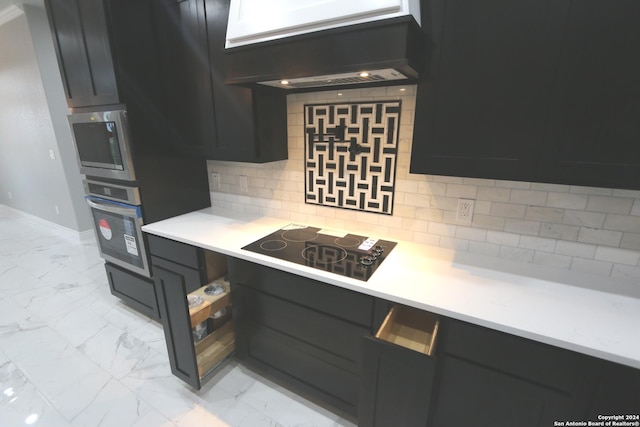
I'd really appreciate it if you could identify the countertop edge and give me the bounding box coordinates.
[142,209,640,370]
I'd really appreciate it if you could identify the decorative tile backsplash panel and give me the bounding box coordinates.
[304,101,401,215]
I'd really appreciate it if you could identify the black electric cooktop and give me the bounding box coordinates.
[242,224,397,281]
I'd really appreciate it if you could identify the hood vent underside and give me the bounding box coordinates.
[259,69,408,89]
[224,16,425,91]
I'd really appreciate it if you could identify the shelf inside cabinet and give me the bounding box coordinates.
[376,305,439,356]
[188,277,231,328]
[195,320,235,378]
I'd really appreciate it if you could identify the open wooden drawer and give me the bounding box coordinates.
[375,305,439,356]
[360,304,440,427]
[188,277,234,378]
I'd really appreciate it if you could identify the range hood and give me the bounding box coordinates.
[223,16,426,90]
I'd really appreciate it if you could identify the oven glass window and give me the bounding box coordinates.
[91,209,144,269]
[73,121,124,170]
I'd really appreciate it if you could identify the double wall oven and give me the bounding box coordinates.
[69,109,158,317]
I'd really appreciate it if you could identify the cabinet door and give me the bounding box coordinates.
[152,256,203,389]
[155,0,218,157]
[432,356,576,427]
[45,0,119,108]
[539,0,640,189]
[410,0,570,180]
[587,361,640,416]
[205,0,288,162]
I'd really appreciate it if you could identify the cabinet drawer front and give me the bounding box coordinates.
[242,321,360,415]
[229,258,374,327]
[147,234,202,269]
[445,319,589,392]
[360,335,436,427]
[236,285,367,373]
[376,305,439,356]
[105,262,159,319]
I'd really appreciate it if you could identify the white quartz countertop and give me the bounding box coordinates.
[142,208,640,370]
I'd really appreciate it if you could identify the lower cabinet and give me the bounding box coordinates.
[229,257,374,418]
[430,319,595,427]
[105,262,159,320]
[359,305,439,427]
[148,235,231,389]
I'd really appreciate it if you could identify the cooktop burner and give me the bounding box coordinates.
[242,224,397,281]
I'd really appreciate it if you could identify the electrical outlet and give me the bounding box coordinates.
[239,175,249,193]
[54,205,60,215]
[211,172,220,190]
[456,199,474,224]
[49,149,56,160]
[7,191,12,200]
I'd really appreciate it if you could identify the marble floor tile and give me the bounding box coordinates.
[0,207,359,427]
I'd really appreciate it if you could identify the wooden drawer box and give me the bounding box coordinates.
[359,305,440,427]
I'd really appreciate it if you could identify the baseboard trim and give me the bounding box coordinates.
[0,204,94,243]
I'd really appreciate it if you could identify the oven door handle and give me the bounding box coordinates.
[86,197,141,218]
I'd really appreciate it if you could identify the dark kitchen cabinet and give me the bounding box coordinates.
[148,235,231,389]
[410,0,570,181]
[228,257,374,418]
[105,262,159,320]
[538,0,640,189]
[587,360,640,416]
[411,0,640,190]
[430,319,594,427]
[359,305,439,427]
[154,0,288,162]
[45,0,120,108]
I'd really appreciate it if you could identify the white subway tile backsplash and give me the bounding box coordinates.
[504,219,541,236]
[499,246,535,263]
[468,241,501,257]
[611,264,640,281]
[562,210,606,228]
[620,233,640,251]
[491,203,526,219]
[477,186,511,202]
[486,230,521,247]
[471,215,505,231]
[509,190,547,205]
[603,214,640,233]
[519,235,557,253]
[547,192,588,210]
[205,85,640,283]
[595,246,640,265]
[570,258,614,276]
[586,196,634,214]
[577,228,623,247]
[556,241,597,259]
[539,223,580,241]
[525,207,564,223]
[455,226,487,242]
[445,184,478,199]
[533,252,573,269]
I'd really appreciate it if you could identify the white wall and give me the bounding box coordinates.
[0,4,91,231]
[207,86,640,285]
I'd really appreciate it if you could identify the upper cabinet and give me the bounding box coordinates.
[45,0,120,108]
[539,0,640,189]
[411,0,640,190]
[225,0,421,48]
[153,0,288,162]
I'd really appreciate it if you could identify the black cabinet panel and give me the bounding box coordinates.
[229,258,374,327]
[432,356,575,427]
[153,259,200,389]
[539,0,640,189]
[587,361,640,416]
[236,285,367,374]
[360,336,435,427]
[105,262,159,319]
[410,0,569,181]
[147,234,203,270]
[45,0,120,108]
[153,0,287,162]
